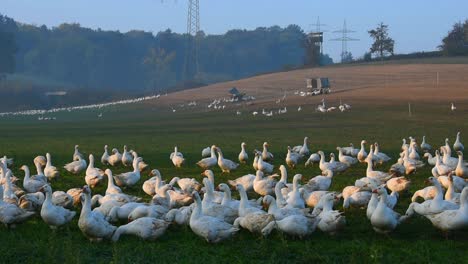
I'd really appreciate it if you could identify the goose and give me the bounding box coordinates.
[216,147,239,173]
[441,138,452,156]
[199,172,222,204]
[164,204,194,226]
[445,174,461,203]
[18,192,45,211]
[302,190,329,208]
[370,185,405,234]
[73,145,84,161]
[33,155,47,168]
[78,185,117,242]
[386,177,411,193]
[85,154,104,188]
[286,174,305,209]
[102,169,122,195]
[197,145,217,169]
[453,132,464,152]
[190,191,239,243]
[423,153,438,166]
[424,186,468,232]
[437,174,467,193]
[401,138,409,151]
[227,173,255,192]
[169,176,202,194]
[21,165,47,194]
[44,153,60,180]
[263,195,306,221]
[341,143,359,157]
[127,204,169,221]
[408,145,420,161]
[201,146,211,158]
[92,199,127,218]
[336,147,358,166]
[285,146,300,168]
[51,191,74,209]
[328,153,349,173]
[303,170,333,192]
[373,143,391,163]
[108,148,122,166]
[0,156,13,167]
[317,151,333,172]
[455,151,468,178]
[170,146,184,159]
[171,146,185,168]
[275,181,288,208]
[342,186,372,209]
[142,169,162,196]
[405,177,459,218]
[111,217,170,242]
[256,152,274,174]
[131,151,149,172]
[113,158,142,187]
[253,170,276,196]
[201,178,237,224]
[63,156,87,174]
[238,142,249,163]
[121,145,133,166]
[67,188,83,207]
[411,186,437,202]
[316,192,346,235]
[261,211,317,238]
[0,185,35,228]
[292,137,310,156]
[40,185,76,229]
[420,136,432,153]
[433,150,453,176]
[151,184,174,209]
[441,148,458,169]
[365,158,392,182]
[101,145,110,165]
[304,153,320,167]
[106,202,144,223]
[28,160,47,183]
[261,142,274,161]
[357,140,368,162]
[252,150,261,170]
[354,177,380,191]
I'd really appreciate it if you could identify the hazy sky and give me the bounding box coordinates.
[2,0,467,61]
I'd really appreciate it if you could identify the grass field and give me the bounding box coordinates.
[1,64,468,263]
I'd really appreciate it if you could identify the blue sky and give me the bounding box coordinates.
[2,0,467,61]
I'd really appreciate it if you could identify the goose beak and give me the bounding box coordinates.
[372,189,378,193]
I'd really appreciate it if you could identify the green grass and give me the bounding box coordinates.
[0,100,467,264]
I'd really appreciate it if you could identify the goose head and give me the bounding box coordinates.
[371,185,386,195]
[82,185,91,195]
[255,170,264,179]
[20,164,29,173]
[89,154,94,163]
[104,168,112,177]
[263,142,269,148]
[104,145,108,151]
[39,184,52,194]
[426,177,439,186]
[241,142,246,148]
[46,153,52,162]
[34,156,46,167]
[75,145,79,150]
[124,145,128,152]
[304,137,309,143]
[149,169,161,178]
[361,140,367,146]
[112,148,119,154]
[218,183,230,193]
[262,195,274,207]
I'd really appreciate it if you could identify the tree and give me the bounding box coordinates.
[439,20,468,56]
[143,47,176,91]
[341,51,353,63]
[0,31,16,79]
[368,23,395,59]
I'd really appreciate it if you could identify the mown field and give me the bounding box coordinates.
[0,98,467,264]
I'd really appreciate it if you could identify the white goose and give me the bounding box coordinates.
[128,204,169,221]
[261,142,274,161]
[424,186,468,232]
[233,185,274,234]
[285,146,300,169]
[217,147,239,173]
[329,153,349,173]
[201,178,237,224]
[21,165,47,193]
[171,146,185,168]
[365,158,392,183]
[201,170,223,203]
[420,136,432,153]
[111,217,170,242]
[285,174,305,209]
[106,202,144,223]
[121,145,133,166]
[304,170,333,192]
[164,205,194,226]
[316,192,346,235]
[261,210,317,238]
[252,150,261,170]
[170,176,202,194]
[201,146,211,158]
[292,137,310,156]
[441,148,458,169]
[342,186,372,209]
[0,185,35,228]
[357,140,368,162]
[253,170,277,196]
[423,153,438,166]
[262,195,305,221]
[453,132,464,152]
[455,151,468,178]
[256,152,274,174]
[108,148,122,166]
[433,150,452,176]
[85,154,104,188]
[101,145,109,165]
[238,142,249,163]
[104,169,122,195]
[196,145,217,169]
[113,158,142,188]
[73,145,84,161]
[78,185,117,242]
[63,156,87,174]
[373,143,391,164]
[317,151,333,172]
[386,177,411,193]
[131,150,149,172]
[40,184,76,229]
[190,192,239,243]
[370,185,405,234]
[445,174,461,204]
[304,153,320,167]
[142,169,162,196]
[336,147,358,166]
[44,153,60,180]
[411,186,437,202]
[228,173,256,192]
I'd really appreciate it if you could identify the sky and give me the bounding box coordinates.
[2,0,467,61]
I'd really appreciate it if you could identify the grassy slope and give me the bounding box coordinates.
[0,97,467,264]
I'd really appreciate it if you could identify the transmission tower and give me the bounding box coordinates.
[184,0,200,80]
[330,20,359,62]
[309,16,327,55]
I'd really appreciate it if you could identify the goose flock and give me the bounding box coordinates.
[0,132,467,243]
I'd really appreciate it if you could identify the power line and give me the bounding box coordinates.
[330,19,359,62]
[184,0,200,80]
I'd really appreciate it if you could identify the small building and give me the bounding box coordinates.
[306,78,331,95]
